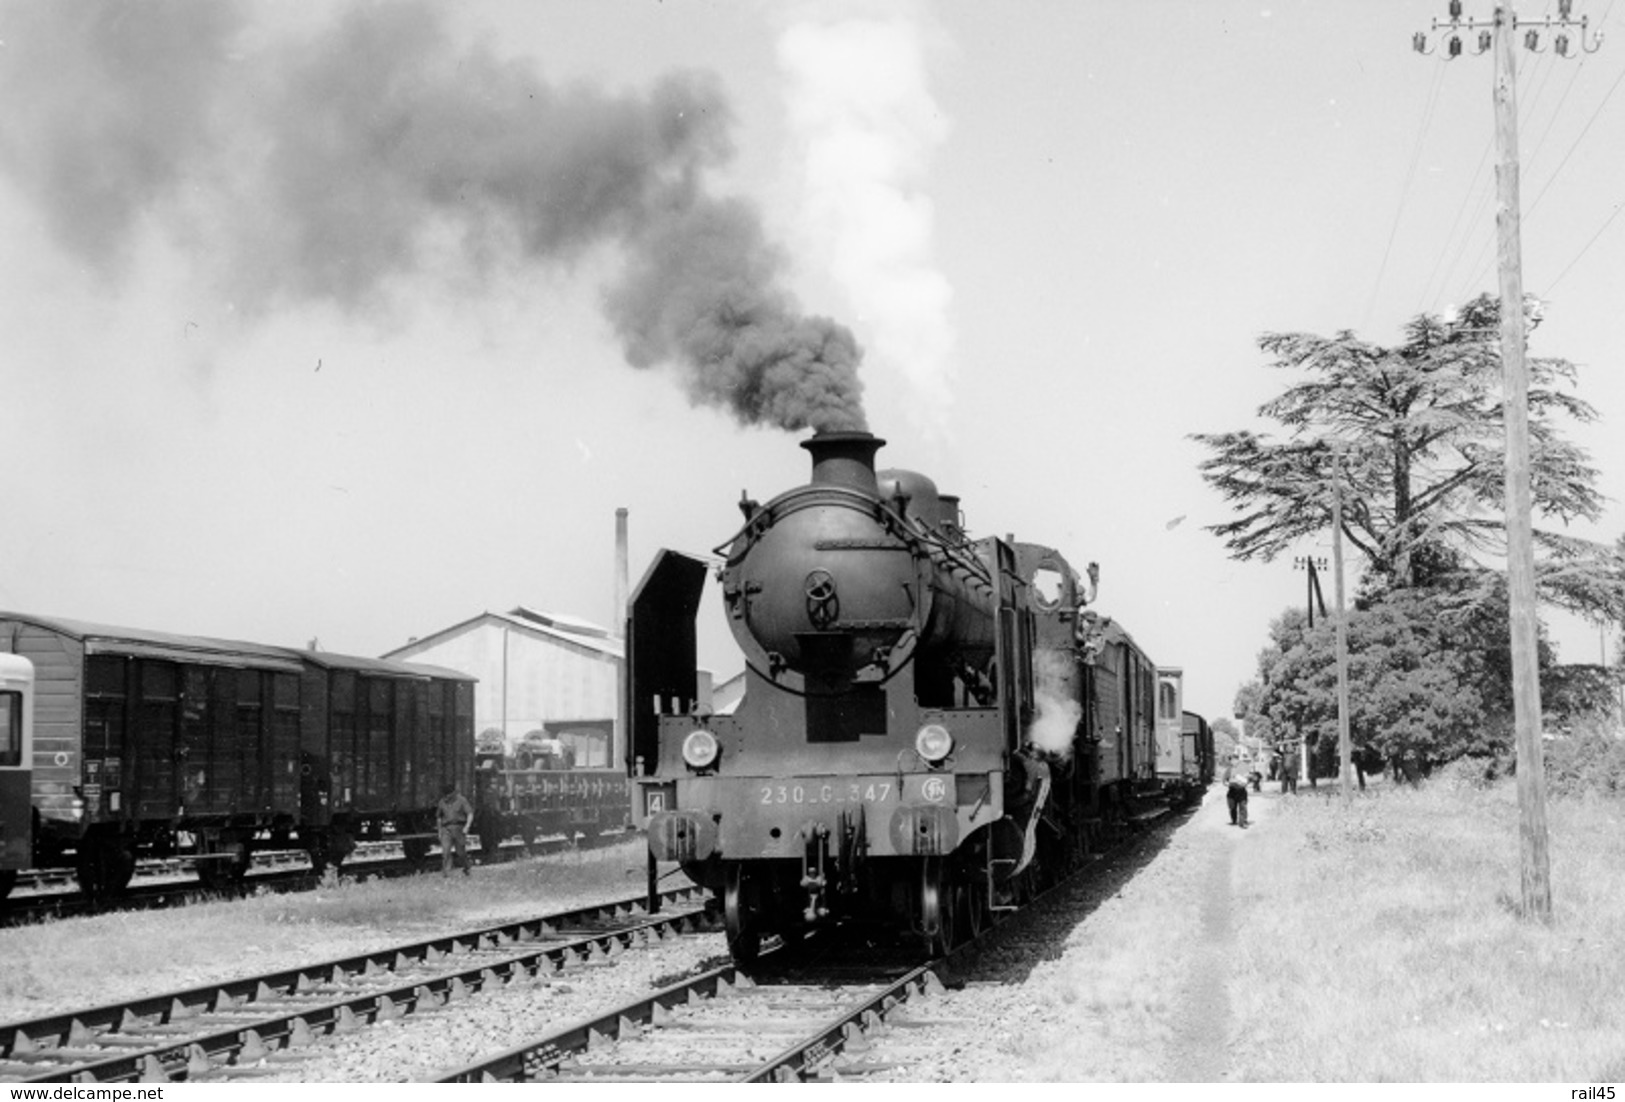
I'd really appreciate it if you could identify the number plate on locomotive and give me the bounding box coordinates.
[759,781,895,806]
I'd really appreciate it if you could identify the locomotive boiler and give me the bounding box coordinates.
[628,432,1169,960]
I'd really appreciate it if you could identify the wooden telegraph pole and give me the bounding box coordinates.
[1416,0,1601,922]
[1331,447,1352,809]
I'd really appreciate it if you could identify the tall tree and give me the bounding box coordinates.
[1193,295,1623,620]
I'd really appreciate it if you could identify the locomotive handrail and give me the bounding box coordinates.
[712,482,993,588]
[711,483,900,561]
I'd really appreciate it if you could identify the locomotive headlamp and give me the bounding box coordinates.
[682,729,720,770]
[915,723,954,764]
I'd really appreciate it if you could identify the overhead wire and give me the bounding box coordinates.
[1421,135,1494,311]
[1539,0,1625,292]
[1514,49,1616,222]
[1464,0,1622,299]
[1365,59,1447,332]
[1545,199,1625,290]
[1421,46,1556,312]
[1452,44,1568,301]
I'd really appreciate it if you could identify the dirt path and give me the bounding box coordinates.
[1169,786,1266,1081]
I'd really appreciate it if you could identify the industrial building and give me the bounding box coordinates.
[382,606,622,767]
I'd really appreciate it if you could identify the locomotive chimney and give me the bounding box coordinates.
[802,431,886,494]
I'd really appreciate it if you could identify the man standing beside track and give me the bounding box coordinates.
[437,782,475,877]
[1222,760,1249,827]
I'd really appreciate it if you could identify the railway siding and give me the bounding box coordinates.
[0,886,708,1083]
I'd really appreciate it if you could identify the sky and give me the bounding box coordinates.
[3,0,1624,728]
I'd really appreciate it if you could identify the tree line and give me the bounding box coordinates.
[1196,294,1625,781]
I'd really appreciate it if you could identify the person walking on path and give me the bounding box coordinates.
[437,782,475,876]
[1223,760,1249,827]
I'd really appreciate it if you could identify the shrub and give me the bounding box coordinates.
[1543,726,1625,798]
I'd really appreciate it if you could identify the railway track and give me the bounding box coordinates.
[0,885,711,1084]
[2,803,1194,1084]
[437,804,1194,1084]
[437,952,949,1083]
[1,834,616,927]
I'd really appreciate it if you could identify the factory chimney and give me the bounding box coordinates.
[614,507,629,638]
[613,507,629,773]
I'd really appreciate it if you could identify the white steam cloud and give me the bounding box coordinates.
[1027,648,1083,758]
[778,13,955,440]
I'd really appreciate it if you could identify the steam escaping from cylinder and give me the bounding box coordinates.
[0,1,866,433]
[1027,649,1083,759]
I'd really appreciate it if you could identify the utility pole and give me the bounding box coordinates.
[1331,447,1352,809]
[1415,0,1601,923]
[1293,554,1329,788]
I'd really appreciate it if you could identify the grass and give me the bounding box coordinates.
[0,838,674,1019]
[1228,778,1625,1081]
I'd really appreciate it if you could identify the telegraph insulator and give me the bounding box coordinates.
[1557,33,1571,55]
[1449,34,1463,56]
[1478,29,1492,51]
[1449,0,1463,17]
[1413,31,1428,52]
[1525,28,1540,49]
[1559,0,1573,18]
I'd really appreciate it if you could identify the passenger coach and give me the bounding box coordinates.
[0,653,33,898]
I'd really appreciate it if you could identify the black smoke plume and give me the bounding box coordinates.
[0,0,865,432]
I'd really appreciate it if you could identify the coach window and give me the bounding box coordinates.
[1160,682,1177,720]
[0,691,19,767]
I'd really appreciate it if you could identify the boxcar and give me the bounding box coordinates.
[0,654,33,899]
[0,612,474,892]
[296,650,476,870]
[1086,617,1159,804]
[1182,710,1216,788]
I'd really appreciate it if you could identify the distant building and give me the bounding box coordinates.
[382,607,622,766]
[383,605,738,768]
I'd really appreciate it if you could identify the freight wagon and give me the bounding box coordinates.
[0,613,474,894]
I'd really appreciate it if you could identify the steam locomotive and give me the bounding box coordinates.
[627,431,1202,960]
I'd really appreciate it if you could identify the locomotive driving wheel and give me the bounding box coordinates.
[919,856,956,957]
[724,864,763,965]
[961,873,988,940]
